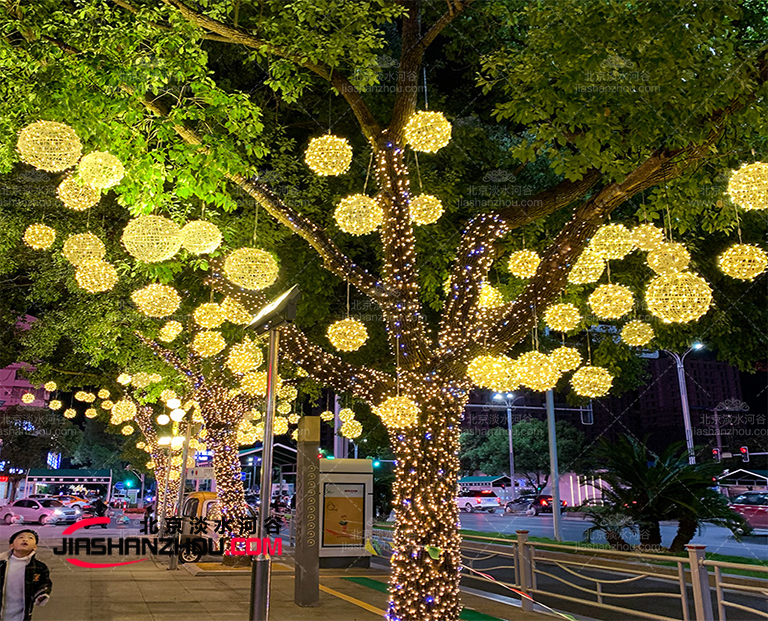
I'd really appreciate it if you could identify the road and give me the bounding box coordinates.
[458,509,768,560]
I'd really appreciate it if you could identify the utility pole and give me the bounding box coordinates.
[545,389,562,542]
[664,342,704,465]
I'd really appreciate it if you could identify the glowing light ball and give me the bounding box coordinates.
[62,233,105,266]
[304,134,353,176]
[23,224,56,250]
[191,331,226,357]
[320,410,334,421]
[377,395,420,428]
[224,247,279,290]
[278,384,298,402]
[403,111,452,153]
[49,400,62,410]
[221,296,253,324]
[467,354,518,392]
[131,284,181,317]
[273,417,289,436]
[550,346,582,372]
[97,388,110,399]
[101,400,114,410]
[160,389,176,403]
[57,175,100,211]
[75,259,118,293]
[507,250,541,279]
[240,371,280,397]
[341,419,363,439]
[226,337,263,374]
[568,249,605,284]
[64,408,77,419]
[409,194,444,225]
[621,320,655,347]
[727,162,768,211]
[647,242,690,274]
[645,271,712,324]
[180,220,222,255]
[478,283,505,309]
[718,244,768,280]
[85,408,98,419]
[571,366,613,398]
[44,381,57,392]
[21,393,35,404]
[544,303,581,332]
[288,413,301,425]
[277,402,291,415]
[122,215,182,263]
[158,320,183,343]
[516,351,561,392]
[632,223,665,251]
[334,194,384,235]
[78,151,125,189]
[587,284,634,319]
[156,413,170,425]
[338,408,355,422]
[117,373,131,385]
[120,424,133,436]
[75,391,95,403]
[131,372,161,388]
[588,224,635,260]
[136,441,146,450]
[327,318,368,351]
[193,303,226,329]
[17,120,82,172]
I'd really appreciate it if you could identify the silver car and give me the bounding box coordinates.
[455,490,503,513]
[0,498,79,525]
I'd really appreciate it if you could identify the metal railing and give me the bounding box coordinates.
[705,556,768,620]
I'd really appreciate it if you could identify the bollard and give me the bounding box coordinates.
[686,545,713,621]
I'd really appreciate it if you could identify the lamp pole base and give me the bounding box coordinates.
[250,554,272,621]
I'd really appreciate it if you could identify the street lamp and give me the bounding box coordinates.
[663,342,704,465]
[492,392,525,501]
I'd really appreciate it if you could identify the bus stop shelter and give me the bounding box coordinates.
[24,469,113,500]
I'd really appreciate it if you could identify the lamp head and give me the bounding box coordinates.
[692,342,704,350]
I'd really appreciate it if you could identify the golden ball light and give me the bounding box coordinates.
[544,303,581,332]
[240,370,280,397]
[75,259,118,293]
[516,351,561,392]
[158,320,183,343]
[273,417,289,436]
[320,410,334,421]
[226,337,263,375]
[64,408,77,419]
[101,400,114,410]
[726,162,768,211]
[409,194,444,225]
[122,215,182,263]
[632,223,665,252]
[278,384,298,402]
[568,248,605,284]
[327,318,368,351]
[97,388,110,399]
[23,224,56,250]
[507,249,541,279]
[44,381,57,392]
[403,111,452,153]
[338,408,355,422]
[110,399,137,424]
[304,134,353,176]
[588,224,635,260]
[224,247,279,290]
[478,283,505,309]
[21,393,35,404]
[621,320,655,347]
[49,400,63,410]
[180,220,222,255]
[191,330,226,357]
[78,151,125,189]
[467,354,518,392]
[341,419,363,439]
[17,120,82,172]
[376,395,420,429]
[277,402,291,415]
[645,271,712,324]
[588,283,634,319]
[221,296,253,324]
[717,244,768,281]
[550,347,582,372]
[288,413,301,425]
[62,233,105,266]
[85,408,98,419]
[121,425,134,436]
[647,242,690,274]
[131,284,181,317]
[193,303,226,329]
[571,366,614,398]
[334,194,384,235]
[57,175,100,211]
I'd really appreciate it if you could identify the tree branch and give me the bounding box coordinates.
[134,333,204,388]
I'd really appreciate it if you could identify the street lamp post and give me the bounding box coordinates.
[663,342,704,465]
[493,392,525,502]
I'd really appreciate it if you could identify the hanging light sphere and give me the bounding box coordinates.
[169,408,186,422]
[478,283,505,309]
[221,296,253,324]
[23,224,56,250]
[131,372,162,388]
[44,381,57,392]
[726,162,768,211]
[409,194,444,225]
[507,250,541,279]
[403,111,452,153]
[110,399,136,424]
[288,413,301,425]
[320,410,335,422]
[516,351,561,392]
[621,319,655,347]
[78,151,125,189]
[191,330,226,357]
[120,424,134,436]
[101,400,114,411]
[17,120,82,172]
[571,366,613,398]
[278,384,298,402]
[62,233,105,266]
[339,408,356,422]
[156,413,171,425]
[376,395,420,429]
[568,249,605,284]
[226,337,263,375]
[466,354,518,391]
[116,373,132,385]
[21,393,35,404]
[588,224,636,260]
[718,244,768,281]
[334,194,384,235]
[647,242,690,274]
[131,284,181,317]
[180,220,222,255]
[158,320,183,343]
[193,303,226,329]
[241,370,281,397]
[327,318,368,351]
[75,391,95,403]
[544,303,581,332]
[632,223,665,252]
[224,247,279,290]
[49,400,63,410]
[97,388,110,399]
[588,283,634,319]
[276,402,292,415]
[122,215,182,263]
[550,346,582,372]
[304,134,353,176]
[341,419,363,439]
[85,408,98,419]
[64,408,77,419]
[645,271,712,324]
[136,441,146,450]
[75,259,118,293]
[57,175,100,211]
[273,417,289,436]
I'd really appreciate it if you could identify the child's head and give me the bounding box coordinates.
[9,529,38,557]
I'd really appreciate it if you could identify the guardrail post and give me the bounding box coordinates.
[516,530,534,612]
[686,545,713,621]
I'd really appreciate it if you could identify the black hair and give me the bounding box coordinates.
[9,529,39,545]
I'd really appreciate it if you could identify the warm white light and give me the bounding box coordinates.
[157,414,171,425]
[167,398,182,409]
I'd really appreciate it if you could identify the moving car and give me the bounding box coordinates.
[456,489,503,513]
[0,498,80,525]
[527,494,567,515]
[505,494,538,514]
[55,495,90,510]
[730,492,768,532]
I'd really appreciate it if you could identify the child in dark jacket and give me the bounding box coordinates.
[0,530,52,621]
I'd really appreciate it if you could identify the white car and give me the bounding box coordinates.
[0,498,80,525]
[456,490,503,513]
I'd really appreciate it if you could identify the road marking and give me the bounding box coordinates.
[319,583,387,616]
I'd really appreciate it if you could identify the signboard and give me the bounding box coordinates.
[186,467,215,480]
[322,482,365,547]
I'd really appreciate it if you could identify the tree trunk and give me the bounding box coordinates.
[388,396,464,621]
[605,530,633,551]
[151,450,179,519]
[206,425,249,539]
[669,514,698,553]
[638,519,662,548]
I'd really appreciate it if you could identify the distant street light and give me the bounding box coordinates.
[492,392,526,501]
[663,342,705,465]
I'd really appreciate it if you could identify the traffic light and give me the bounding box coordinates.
[712,448,721,462]
[124,479,133,488]
[372,459,381,468]
[739,446,750,463]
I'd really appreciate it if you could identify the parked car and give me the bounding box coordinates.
[505,494,538,514]
[526,495,567,515]
[730,492,768,532]
[54,495,89,511]
[456,490,503,513]
[0,498,80,524]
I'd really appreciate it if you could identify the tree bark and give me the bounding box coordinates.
[638,519,662,548]
[669,514,698,553]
